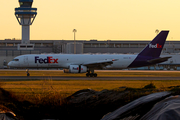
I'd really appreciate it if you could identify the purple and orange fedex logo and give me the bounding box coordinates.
[35,56,58,64]
[149,43,162,48]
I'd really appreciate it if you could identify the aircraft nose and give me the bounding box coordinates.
[8,61,12,67]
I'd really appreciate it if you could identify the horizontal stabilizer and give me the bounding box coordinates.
[147,56,172,64]
[158,63,180,66]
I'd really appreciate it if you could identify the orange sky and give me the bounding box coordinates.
[0,0,180,40]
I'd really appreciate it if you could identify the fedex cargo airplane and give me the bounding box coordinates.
[8,31,171,77]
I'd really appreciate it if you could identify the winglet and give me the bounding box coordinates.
[138,31,169,58]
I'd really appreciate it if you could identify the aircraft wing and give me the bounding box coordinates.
[147,56,172,64]
[82,59,118,69]
[158,63,180,66]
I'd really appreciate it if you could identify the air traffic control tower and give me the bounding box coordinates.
[15,0,37,50]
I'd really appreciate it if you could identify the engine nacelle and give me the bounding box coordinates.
[63,65,88,73]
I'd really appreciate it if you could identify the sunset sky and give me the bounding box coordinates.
[0,0,180,40]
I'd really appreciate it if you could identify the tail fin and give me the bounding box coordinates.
[138,31,169,58]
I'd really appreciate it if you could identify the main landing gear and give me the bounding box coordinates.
[86,69,97,77]
[26,69,30,77]
[86,73,97,77]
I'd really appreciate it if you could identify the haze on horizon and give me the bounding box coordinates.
[0,0,179,40]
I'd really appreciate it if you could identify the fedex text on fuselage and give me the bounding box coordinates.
[35,56,58,64]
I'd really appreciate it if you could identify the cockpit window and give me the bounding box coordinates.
[13,59,19,61]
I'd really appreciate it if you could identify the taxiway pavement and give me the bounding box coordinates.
[0,76,180,80]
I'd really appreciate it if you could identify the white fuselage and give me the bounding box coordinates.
[7,31,170,77]
[8,54,138,69]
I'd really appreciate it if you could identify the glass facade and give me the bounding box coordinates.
[19,2,32,7]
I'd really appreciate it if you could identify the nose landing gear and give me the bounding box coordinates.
[26,69,30,77]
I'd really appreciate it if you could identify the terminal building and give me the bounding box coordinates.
[1,39,180,69]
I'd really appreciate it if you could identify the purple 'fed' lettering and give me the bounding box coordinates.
[35,56,58,64]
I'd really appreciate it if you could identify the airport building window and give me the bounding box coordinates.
[99,43,107,47]
[7,43,14,46]
[14,43,18,46]
[130,44,138,48]
[0,43,6,46]
[43,43,53,47]
[108,44,115,48]
[84,43,91,47]
[27,45,33,48]
[20,46,26,48]
[115,44,121,48]
[91,44,99,47]
[7,51,13,56]
[19,2,32,7]
[122,44,129,48]
[35,43,41,46]
[0,50,6,56]
[139,44,146,48]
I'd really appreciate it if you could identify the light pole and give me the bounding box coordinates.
[155,29,159,35]
[73,29,77,54]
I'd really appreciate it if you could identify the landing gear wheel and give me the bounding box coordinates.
[27,73,30,77]
[93,73,97,77]
[90,73,94,77]
[26,69,30,77]
[86,73,90,77]
[86,69,98,77]
[86,73,97,77]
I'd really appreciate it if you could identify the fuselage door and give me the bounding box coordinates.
[23,56,29,67]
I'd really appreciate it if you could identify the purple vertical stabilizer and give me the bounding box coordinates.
[128,31,169,68]
[139,31,169,58]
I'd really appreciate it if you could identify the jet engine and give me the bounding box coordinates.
[63,65,87,73]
